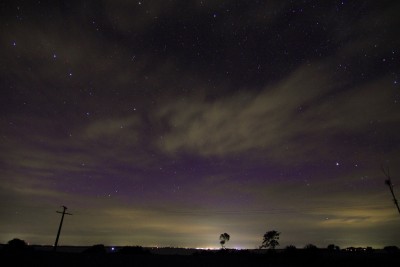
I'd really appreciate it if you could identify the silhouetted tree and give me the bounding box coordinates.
[4,238,30,252]
[260,230,280,249]
[327,244,340,251]
[219,233,230,249]
[383,246,400,253]
[304,244,318,251]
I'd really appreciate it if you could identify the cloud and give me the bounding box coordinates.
[155,62,399,163]
[315,205,398,228]
[0,113,148,202]
[155,64,328,156]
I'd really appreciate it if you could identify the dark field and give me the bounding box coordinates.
[1,248,399,267]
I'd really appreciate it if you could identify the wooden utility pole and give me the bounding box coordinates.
[54,206,72,251]
[382,166,400,215]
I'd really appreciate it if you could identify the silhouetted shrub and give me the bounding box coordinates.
[304,244,318,251]
[118,246,150,255]
[327,244,340,251]
[365,246,373,253]
[83,244,106,254]
[383,246,399,253]
[4,238,31,252]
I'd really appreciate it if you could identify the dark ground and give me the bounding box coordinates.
[1,248,399,267]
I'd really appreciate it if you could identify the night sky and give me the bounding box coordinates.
[1,1,400,249]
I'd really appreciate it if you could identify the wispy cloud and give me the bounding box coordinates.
[156,62,399,163]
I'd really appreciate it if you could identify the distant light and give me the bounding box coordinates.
[111,247,115,251]
[336,162,340,166]
[195,247,218,250]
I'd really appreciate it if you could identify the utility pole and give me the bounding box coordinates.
[54,206,72,251]
[382,166,400,215]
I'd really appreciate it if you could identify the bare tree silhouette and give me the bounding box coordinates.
[219,233,230,249]
[382,166,400,215]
